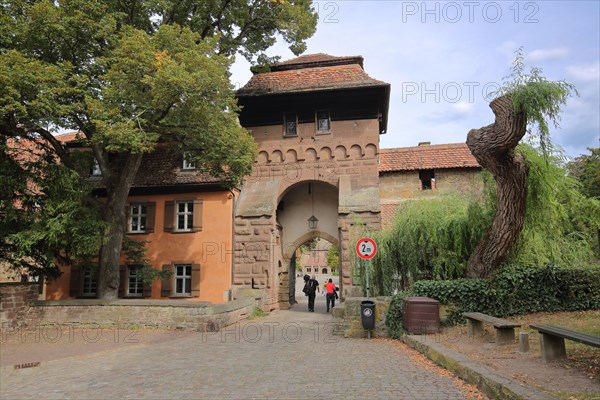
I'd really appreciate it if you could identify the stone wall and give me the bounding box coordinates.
[379,168,481,202]
[332,296,391,338]
[5,298,255,333]
[234,118,382,311]
[0,282,41,330]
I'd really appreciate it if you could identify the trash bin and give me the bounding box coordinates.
[403,297,440,334]
[360,300,376,330]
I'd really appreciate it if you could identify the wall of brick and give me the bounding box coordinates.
[4,298,255,333]
[0,282,41,330]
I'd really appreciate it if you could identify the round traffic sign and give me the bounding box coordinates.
[356,237,377,260]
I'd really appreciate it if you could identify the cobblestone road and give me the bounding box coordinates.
[1,281,479,400]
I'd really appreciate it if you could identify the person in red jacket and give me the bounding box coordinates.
[325,278,337,312]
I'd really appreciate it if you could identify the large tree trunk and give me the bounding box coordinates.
[466,95,528,278]
[96,153,143,299]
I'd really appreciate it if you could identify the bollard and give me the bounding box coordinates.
[519,332,529,353]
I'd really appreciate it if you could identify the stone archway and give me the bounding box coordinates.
[277,182,339,309]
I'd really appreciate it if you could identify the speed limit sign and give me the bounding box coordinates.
[356,237,377,260]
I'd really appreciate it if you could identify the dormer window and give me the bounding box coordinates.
[284,112,297,137]
[182,154,196,170]
[316,110,330,133]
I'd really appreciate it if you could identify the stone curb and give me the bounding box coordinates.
[400,334,557,400]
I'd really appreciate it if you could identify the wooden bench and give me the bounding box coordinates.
[530,324,600,362]
[462,312,521,345]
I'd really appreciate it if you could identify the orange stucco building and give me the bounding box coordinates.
[44,145,236,304]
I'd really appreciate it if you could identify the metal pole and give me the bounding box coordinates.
[365,259,370,299]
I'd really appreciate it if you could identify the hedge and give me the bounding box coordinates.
[386,264,600,329]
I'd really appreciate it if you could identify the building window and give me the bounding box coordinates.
[129,204,147,233]
[182,153,196,170]
[82,269,97,296]
[284,112,297,137]
[174,264,192,295]
[419,170,435,190]
[128,265,143,296]
[91,160,101,176]
[316,110,330,133]
[176,201,193,231]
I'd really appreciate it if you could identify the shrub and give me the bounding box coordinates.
[385,291,411,339]
[386,265,600,329]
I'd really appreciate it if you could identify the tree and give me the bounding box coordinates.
[0,0,317,298]
[465,48,577,278]
[0,136,105,279]
[326,245,339,273]
[567,147,600,254]
[567,148,600,199]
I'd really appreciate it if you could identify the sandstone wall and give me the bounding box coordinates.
[0,282,41,330]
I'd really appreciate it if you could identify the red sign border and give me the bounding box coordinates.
[356,237,377,260]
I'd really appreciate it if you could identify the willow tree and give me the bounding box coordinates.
[465,49,577,278]
[0,0,317,298]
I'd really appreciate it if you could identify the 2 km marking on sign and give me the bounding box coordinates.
[356,237,377,260]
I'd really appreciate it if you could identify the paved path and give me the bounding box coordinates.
[1,278,479,399]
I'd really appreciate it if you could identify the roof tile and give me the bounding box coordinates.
[379,143,480,172]
[238,54,387,95]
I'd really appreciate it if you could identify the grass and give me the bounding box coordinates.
[247,307,268,320]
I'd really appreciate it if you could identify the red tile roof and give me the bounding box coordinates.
[379,143,480,172]
[55,132,85,142]
[238,54,387,95]
[271,53,364,70]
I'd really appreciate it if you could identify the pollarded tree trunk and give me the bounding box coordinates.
[466,95,528,278]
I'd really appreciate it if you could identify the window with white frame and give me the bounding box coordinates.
[82,269,97,296]
[129,204,147,233]
[182,154,196,170]
[174,264,192,295]
[284,112,297,137]
[128,265,143,296]
[176,201,193,231]
[316,110,330,133]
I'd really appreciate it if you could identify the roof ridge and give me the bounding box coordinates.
[269,53,364,72]
[380,143,468,152]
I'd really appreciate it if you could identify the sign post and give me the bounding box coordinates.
[356,237,377,298]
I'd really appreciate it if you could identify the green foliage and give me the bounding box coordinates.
[509,144,600,264]
[385,290,410,338]
[494,47,578,156]
[409,265,600,324]
[248,307,268,320]
[326,245,339,272]
[372,144,598,294]
[0,137,105,279]
[371,192,492,294]
[567,147,600,199]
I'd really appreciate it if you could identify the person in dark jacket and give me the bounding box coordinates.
[307,275,319,312]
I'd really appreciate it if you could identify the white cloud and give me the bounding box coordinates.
[566,62,600,82]
[527,47,570,62]
[452,102,475,116]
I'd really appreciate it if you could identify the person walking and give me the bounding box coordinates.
[325,278,337,312]
[307,275,319,312]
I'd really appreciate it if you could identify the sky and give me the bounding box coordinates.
[229,0,600,159]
